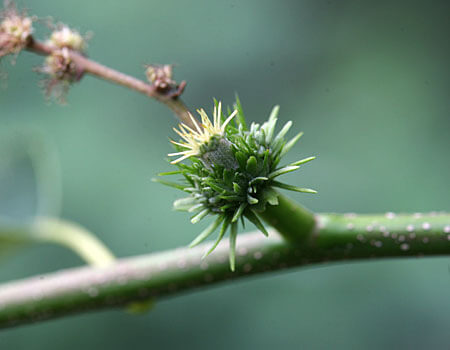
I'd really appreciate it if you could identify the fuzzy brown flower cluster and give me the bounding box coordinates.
[146,64,176,92]
[0,1,33,58]
[37,25,87,102]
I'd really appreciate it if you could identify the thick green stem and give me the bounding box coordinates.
[0,210,448,329]
[258,193,316,242]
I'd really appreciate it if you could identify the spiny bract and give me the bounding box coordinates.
[157,98,316,271]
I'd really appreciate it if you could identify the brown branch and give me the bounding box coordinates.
[26,37,196,128]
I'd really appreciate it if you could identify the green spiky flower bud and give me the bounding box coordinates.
[157,98,316,271]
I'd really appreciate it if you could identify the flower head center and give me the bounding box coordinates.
[168,101,237,164]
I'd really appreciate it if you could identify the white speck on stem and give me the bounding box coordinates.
[346,223,354,230]
[238,247,248,256]
[253,251,263,260]
[32,292,44,301]
[422,222,431,231]
[177,259,187,269]
[366,225,374,232]
[86,287,99,298]
[386,212,396,219]
[406,225,414,232]
[400,243,410,251]
[422,237,429,244]
[444,226,450,234]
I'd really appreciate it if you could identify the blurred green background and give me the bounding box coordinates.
[1,0,449,348]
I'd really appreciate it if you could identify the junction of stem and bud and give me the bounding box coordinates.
[157,98,317,271]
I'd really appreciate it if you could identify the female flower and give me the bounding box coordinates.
[169,102,237,164]
[159,98,316,271]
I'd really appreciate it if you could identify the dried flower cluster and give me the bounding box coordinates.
[39,25,87,102]
[146,64,177,92]
[0,1,33,59]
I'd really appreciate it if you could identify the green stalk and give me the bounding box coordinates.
[258,192,316,243]
[0,210,448,329]
[0,218,115,267]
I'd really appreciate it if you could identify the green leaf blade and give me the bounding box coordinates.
[280,132,303,157]
[203,217,231,258]
[189,216,225,247]
[229,222,238,272]
[245,210,269,237]
[272,181,317,193]
[232,203,247,222]
[290,156,316,167]
[268,165,300,179]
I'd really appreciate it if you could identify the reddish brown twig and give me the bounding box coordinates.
[26,37,195,128]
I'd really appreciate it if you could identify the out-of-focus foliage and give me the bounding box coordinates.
[0,0,449,349]
[0,130,115,267]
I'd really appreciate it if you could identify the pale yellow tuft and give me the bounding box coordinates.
[169,102,237,164]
